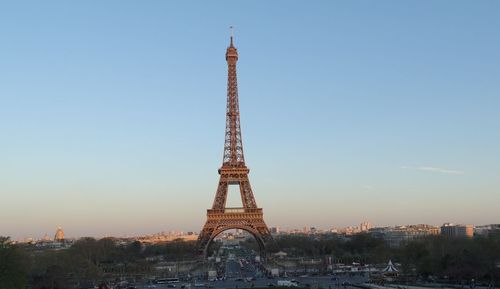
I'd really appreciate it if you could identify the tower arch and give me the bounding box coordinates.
[203,225,266,258]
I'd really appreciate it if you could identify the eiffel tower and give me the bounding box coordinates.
[197,33,275,257]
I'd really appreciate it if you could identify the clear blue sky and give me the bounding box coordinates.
[1,1,499,239]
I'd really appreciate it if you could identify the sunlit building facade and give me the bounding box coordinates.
[54,226,65,242]
[383,224,440,247]
[440,223,474,238]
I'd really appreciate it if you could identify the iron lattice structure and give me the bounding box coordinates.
[197,36,275,257]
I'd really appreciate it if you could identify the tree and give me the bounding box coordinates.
[0,236,30,289]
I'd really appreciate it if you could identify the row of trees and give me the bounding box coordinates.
[398,235,500,282]
[271,233,500,283]
[0,236,197,289]
[0,236,30,289]
[2,233,500,288]
[274,233,392,262]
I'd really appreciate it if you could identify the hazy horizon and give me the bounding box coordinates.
[1,1,499,240]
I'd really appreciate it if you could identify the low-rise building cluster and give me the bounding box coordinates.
[269,222,498,247]
[135,231,198,244]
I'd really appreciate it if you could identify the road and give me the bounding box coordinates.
[137,274,368,289]
[137,246,367,289]
[225,259,242,279]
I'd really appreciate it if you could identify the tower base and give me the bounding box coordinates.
[197,208,275,257]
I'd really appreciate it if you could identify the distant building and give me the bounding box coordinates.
[42,234,51,242]
[329,228,339,234]
[360,222,372,232]
[270,227,280,234]
[337,226,359,235]
[54,226,65,242]
[440,223,474,238]
[382,224,440,247]
[474,224,500,236]
[135,231,198,244]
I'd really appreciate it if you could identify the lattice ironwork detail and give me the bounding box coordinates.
[197,35,275,257]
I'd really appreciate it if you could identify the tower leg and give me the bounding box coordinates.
[197,227,214,256]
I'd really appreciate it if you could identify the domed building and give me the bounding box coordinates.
[54,226,65,242]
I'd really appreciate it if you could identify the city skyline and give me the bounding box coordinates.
[1,1,500,239]
[11,221,488,242]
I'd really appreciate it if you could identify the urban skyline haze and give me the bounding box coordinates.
[1,1,499,239]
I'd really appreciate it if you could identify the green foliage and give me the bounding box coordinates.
[2,233,499,288]
[399,235,500,281]
[275,234,391,263]
[142,239,197,259]
[29,237,155,288]
[275,233,500,283]
[0,236,30,289]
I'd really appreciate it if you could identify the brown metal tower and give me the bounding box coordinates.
[197,33,275,257]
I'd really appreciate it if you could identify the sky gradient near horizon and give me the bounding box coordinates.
[1,1,499,240]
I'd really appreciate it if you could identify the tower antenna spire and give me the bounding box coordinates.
[229,25,234,46]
